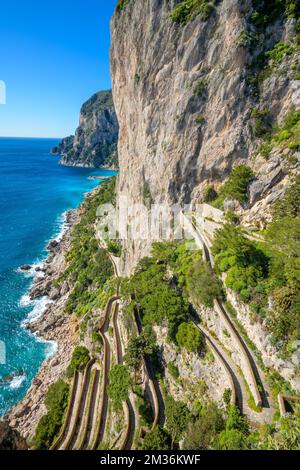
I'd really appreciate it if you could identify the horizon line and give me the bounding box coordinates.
[0,135,64,139]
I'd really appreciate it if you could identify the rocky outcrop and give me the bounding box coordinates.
[52,90,119,168]
[0,421,28,450]
[6,210,81,439]
[110,0,300,274]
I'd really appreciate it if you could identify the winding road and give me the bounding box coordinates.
[184,213,274,422]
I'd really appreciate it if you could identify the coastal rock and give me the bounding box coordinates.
[6,207,80,439]
[0,421,28,450]
[52,90,119,168]
[20,264,31,271]
[47,240,59,253]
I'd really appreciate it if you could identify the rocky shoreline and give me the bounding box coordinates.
[4,209,81,441]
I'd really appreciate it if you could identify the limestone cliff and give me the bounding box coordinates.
[52,90,119,168]
[111,0,300,274]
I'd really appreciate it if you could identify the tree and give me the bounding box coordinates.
[185,260,224,307]
[214,429,249,450]
[67,346,90,377]
[165,395,190,446]
[125,326,158,371]
[226,406,249,434]
[221,165,254,203]
[183,402,225,450]
[108,365,132,410]
[141,426,171,450]
[176,322,205,353]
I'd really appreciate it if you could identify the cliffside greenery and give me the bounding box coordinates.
[141,426,171,450]
[212,177,300,357]
[256,107,300,159]
[33,379,69,450]
[61,179,115,318]
[66,346,90,377]
[208,165,254,208]
[176,322,205,353]
[124,325,158,372]
[170,0,218,25]
[108,365,132,410]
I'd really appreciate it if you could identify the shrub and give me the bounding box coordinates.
[194,79,208,97]
[203,185,218,203]
[219,165,254,204]
[251,108,270,138]
[106,239,122,257]
[176,322,205,353]
[108,364,132,410]
[170,0,216,25]
[33,379,69,450]
[141,426,171,450]
[167,362,180,380]
[277,129,293,142]
[165,395,190,444]
[116,0,130,12]
[266,42,295,64]
[125,325,158,371]
[183,402,225,449]
[185,259,224,307]
[67,346,90,377]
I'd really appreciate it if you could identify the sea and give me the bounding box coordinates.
[0,137,116,416]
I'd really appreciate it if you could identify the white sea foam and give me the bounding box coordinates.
[52,211,68,243]
[19,293,31,307]
[9,373,26,390]
[21,296,53,326]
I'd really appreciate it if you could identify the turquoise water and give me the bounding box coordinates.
[0,137,116,415]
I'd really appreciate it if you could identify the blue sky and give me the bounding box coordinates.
[0,0,118,137]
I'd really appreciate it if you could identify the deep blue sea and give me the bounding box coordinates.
[0,137,116,416]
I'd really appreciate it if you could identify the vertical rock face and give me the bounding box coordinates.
[110,0,299,273]
[52,90,119,168]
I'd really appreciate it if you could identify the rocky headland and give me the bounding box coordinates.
[52,90,119,169]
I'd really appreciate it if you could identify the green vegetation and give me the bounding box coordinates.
[183,404,249,449]
[266,41,297,64]
[122,256,188,341]
[195,114,205,124]
[116,0,130,12]
[250,0,299,30]
[203,185,218,203]
[257,107,300,159]
[176,322,205,353]
[170,0,217,25]
[165,394,190,445]
[133,385,154,428]
[106,239,122,257]
[167,362,180,380]
[33,379,69,450]
[194,79,208,97]
[142,181,152,207]
[209,165,254,208]
[108,364,132,410]
[67,346,90,377]
[212,177,300,356]
[251,107,270,138]
[125,325,158,371]
[61,179,115,317]
[141,426,171,450]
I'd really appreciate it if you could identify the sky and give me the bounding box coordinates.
[0,0,118,137]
